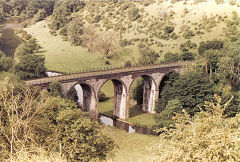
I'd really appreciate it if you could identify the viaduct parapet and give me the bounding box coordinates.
[26,62,191,120]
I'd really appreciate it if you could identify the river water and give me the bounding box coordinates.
[0,22,22,57]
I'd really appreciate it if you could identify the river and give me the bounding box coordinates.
[0,22,22,57]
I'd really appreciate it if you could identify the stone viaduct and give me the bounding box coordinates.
[26,62,190,120]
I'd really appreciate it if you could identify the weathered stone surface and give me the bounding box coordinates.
[62,81,78,97]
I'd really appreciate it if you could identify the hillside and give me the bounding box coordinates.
[24,0,240,73]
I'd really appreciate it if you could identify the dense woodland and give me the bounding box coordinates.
[0,0,240,161]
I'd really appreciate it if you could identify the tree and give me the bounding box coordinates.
[0,77,44,161]
[169,70,214,115]
[97,30,119,59]
[128,7,140,21]
[198,39,224,55]
[0,78,116,161]
[152,95,240,161]
[49,81,62,97]
[33,8,47,22]
[157,72,179,113]
[82,25,98,52]
[14,54,46,79]
[154,99,183,128]
[0,51,12,71]
[68,17,84,45]
[14,39,39,56]
[163,52,179,63]
[138,47,159,65]
[39,96,115,161]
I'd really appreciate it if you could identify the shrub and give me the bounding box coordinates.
[180,51,195,61]
[124,60,132,67]
[120,39,132,47]
[164,26,174,34]
[163,52,179,62]
[183,30,195,39]
[99,91,108,102]
[128,7,140,21]
[49,81,62,97]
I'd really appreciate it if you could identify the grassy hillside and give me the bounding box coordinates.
[24,0,240,73]
[23,0,239,128]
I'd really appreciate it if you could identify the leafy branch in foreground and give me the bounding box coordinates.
[151,95,240,161]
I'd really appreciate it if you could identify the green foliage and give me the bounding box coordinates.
[0,79,115,161]
[154,99,183,128]
[179,40,197,52]
[169,70,214,115]
[14,39,39,56]
[124,60,132,67]
[128,7,140,21]
[180,51,195,61]
[152,95,240,161]
[99,91,108,102]
[163,52,179,63]
[164,26,174,34]
[183,30,195,39]
[138,47,159,65]
[49,81,62,97]
[132,79,143,105]
[14,54,46,79]
[157,72,179,113]
[120,39,132,47]
[56,109,115,161]
[50,0,85,30]
[33,8,47,22]
[0,51,12,71]
[198,39,224,55]
[68,17,84,45]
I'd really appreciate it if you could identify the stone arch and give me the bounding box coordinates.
[65,81,98,119]
[129,74,158,113]
[157,69,180,88]
[98,78,129,119]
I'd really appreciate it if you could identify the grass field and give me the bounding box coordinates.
[101,125,159,162]
[24,21,141,73]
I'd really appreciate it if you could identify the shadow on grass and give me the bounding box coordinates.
[129,105,145,118]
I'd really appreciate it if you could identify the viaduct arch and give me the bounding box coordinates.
[26,62,190,120]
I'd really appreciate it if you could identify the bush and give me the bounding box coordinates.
[128,7,140,21]
[164,26,174,34]
[99,91,108,102]
[180,51,195,61]
[183,30,195,39]
[124,60,132,67]
[138,47,159,65]
[163,52,179,63]
[49,81,62,97]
